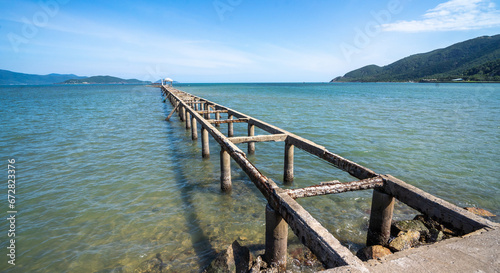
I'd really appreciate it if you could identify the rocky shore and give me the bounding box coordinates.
[357,207,495,262]
[127,207,495,273]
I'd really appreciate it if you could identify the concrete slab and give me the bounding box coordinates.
[365,227,500,273]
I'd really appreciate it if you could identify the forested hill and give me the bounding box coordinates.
[332,35,500,82]
[0,69,85,85]
[58,76,150,84]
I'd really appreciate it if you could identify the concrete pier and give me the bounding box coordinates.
[160,85,499,272]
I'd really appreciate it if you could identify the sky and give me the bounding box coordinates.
[1,0,500,83]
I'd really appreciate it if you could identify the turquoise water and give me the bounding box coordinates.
[0,83,498,272]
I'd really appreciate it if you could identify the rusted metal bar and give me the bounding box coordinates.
[285,176,384,199]
[196,109,229,114]
[228,134,288,144]
[207,118,249,125]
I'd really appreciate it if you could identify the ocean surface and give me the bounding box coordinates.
[0,83,498,272]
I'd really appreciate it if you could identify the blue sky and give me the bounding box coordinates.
[1,0,500,82]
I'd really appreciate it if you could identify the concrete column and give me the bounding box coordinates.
[248,123,255,154]
[202,127,210,158]
[180,106,185,122]
[204,103,209,119]
[367,189,395,246]
[283,142,294,184]
[215,110,220,127]
[185,112,191,129]
[191,117,198,140]
[265,203,288,271]
[220,149,231,192]
[228,114,234,137]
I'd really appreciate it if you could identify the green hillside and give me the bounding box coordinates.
[59,76,150,84]
[332,35,500,82]
[0,69,85,85]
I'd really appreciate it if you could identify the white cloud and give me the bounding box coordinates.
[382,0,500,32]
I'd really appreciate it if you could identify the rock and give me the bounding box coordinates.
[413,215,441,230]
[204,240,252,273]
[249,256,263,273]
[288,245,321,269]
[356,245,392,261]
[392,220,429,237]
[389,230,420,252]
[414,214,459,238]
[260,264,279,273]
[134,254,165,273]
[94,265,130,273]
[428,228,444,243]
[442,226,457,236]
[464,207,496,217]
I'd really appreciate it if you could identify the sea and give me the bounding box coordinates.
[0,82,498,272]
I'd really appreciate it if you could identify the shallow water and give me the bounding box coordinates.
[0,83,498,272]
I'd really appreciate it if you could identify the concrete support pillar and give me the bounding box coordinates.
[367,189,395,246]
[248,123,255,154]
[191,117,198,140]
[228,114,234,137]
[265,203,288,271]
[202,127,210,158]
[283,142,294,184]
[204,103,210,119]
[185,112,191,129]
[220,149,231,192]
[180,106,185,122]
[215,110,220,127]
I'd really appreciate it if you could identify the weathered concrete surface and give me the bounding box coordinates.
[365,227,500,273]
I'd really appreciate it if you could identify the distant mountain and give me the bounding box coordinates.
[0,69,86,85]
[59,75,150,84]
[332,35,500,82]
[0,70,151,85]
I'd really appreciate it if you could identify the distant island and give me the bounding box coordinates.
[332,35,500,83]
[58,75,150,85]
[0,69,151,85]
[0,69,87,85]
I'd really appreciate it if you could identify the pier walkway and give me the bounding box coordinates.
[160,85,499,272]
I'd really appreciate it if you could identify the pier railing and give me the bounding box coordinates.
[160,85,498,271]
